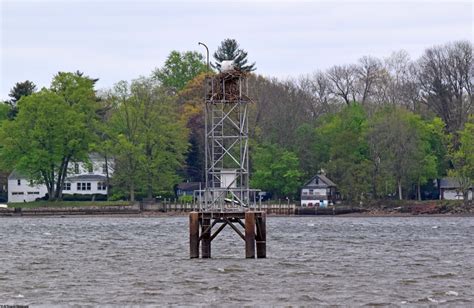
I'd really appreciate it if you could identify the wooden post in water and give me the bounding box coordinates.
[245,212,256,258]
[189,212,200,258]
[201,214,211,258]
[256,212,266,258]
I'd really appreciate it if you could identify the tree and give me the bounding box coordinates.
[448,116,474,205]
[251,143,302,199]
[153,50,208,95]
[367,107,438,200]
[0,103,9,122]
[213,38,256,72]
[6,80,37,119]
[0,89,93,200]
[314,104,371,201]
[380,50,420,110]
[355,56,383,105]
[0,72,97,201]
[108,78,188,201]
[8,80,37,104]
[326,64,357,105]
[416,41,473,133]
[298,71,335,118]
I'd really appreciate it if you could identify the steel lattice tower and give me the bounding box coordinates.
[200,71,257,211]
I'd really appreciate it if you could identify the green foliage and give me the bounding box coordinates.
[313,104,371,201]
[213,38,256,72]
[179,195,193,203]
[0,72,97,200]
[367,107,442,200]
[0,103,9,122]
[0,89,92,199]
[153,50,207,94]
[448,116,474,204]
[108,78,189,201]
[251,143,302,199]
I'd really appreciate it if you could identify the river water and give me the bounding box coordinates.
[1,216,473,306]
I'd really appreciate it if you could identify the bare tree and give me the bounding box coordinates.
[375,50,421,110]
[327,64,358,105]
[298,71,335,118]
[417,41,473,133]
[355,56,383,105]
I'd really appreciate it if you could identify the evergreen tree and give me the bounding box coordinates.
[8,80,37,104]
[213,38,256,72]
[6,80,37,119]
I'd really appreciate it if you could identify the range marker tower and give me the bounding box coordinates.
[189,66,266,259]
[199,70,258,211]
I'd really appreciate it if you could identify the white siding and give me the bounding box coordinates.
[301,188,326,196]
[69,157,111,177]
[66,180,107,195]
[443,189,473,200]
[8,179,48,203]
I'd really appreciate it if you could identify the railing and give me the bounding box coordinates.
[140,200,297,215]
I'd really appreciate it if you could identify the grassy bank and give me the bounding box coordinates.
[7,201,133,209]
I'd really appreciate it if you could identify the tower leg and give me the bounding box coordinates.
[189,212,199,258]
[245,212,256,258]
[256,212,266,258]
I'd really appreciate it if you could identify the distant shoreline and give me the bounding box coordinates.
[1,210,473,218]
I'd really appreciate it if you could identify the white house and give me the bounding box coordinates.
[300,174,338,208]
[8,171,49,203]
[8,153,112,203]
[439,178,473,201]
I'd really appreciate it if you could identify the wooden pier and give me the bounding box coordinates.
[189,211,266,259]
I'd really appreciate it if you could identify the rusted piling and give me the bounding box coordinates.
[201,215,212,258]
[256,212,266,258]
[189,212,199,258]
[245,212,256,258]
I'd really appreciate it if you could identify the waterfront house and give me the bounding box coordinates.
[300,174,337,207]
[176,181,202,198]
[439,177,473,201]
[7,154,112,203]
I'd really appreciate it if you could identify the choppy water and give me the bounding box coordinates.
[1,216,473,306]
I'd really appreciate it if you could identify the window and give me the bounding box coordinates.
[88,165,93,173]
[97,182,107,191]
[302,191,308,196]
[64,183,71,191]
[74,163,79,174]
[17,179,21,186]
[12,192,24,195]
[77,182,91,191]
[309,189,314,195]
[27,192,40,195]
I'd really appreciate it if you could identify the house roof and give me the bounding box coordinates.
[66,174,107,182]
[177,182,202,191]
[303,174,337,188]
[8,170,26,180]
[439,177,473,189]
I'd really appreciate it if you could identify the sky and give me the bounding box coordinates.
[0,0,472,100]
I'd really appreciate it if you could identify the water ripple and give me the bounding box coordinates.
[0,216,473,305]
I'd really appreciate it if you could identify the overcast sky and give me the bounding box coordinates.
[1,0,472,100]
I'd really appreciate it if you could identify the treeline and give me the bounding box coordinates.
[0,39,472,203]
